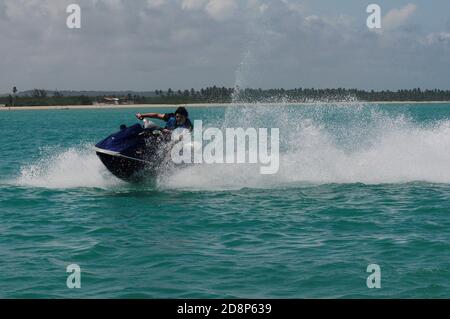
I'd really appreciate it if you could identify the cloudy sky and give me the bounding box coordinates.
[1,0,450,93]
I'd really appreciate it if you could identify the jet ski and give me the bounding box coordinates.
[95,122,172,181]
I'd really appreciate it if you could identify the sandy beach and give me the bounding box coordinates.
[1,101,450,111]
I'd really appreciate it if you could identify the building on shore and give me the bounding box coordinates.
[100,97,121,105]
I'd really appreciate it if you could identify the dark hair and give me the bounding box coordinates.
[175,106,188,117]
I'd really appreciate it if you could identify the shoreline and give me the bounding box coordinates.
[0,103,233,111]
[1,101,450,111]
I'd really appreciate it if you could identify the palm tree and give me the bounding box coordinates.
[12,86,17,106]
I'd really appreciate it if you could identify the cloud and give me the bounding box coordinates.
[181,0,238,21]
[0,0,450,93]
[181,0,207,10]
[205,0,238,21]
[281,0,303,14]
[423,32,450,45]
[4,0,64,20]
[147,0,166,9]
[383,3,416,31]
[106,0,124,10]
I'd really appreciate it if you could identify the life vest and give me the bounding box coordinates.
[164,114,193,131]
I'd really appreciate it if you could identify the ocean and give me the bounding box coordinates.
[1,103,449,298]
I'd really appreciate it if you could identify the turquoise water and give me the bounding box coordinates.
[1,103,450,298]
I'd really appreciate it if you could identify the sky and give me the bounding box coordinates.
[1,0,450,93]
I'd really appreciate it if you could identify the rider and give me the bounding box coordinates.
[135,106,193,133]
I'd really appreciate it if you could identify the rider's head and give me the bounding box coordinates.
[175,107,188,125]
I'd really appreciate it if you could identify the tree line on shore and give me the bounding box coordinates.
[3,86,450,106]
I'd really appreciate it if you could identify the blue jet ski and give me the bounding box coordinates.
[95,123,171,181]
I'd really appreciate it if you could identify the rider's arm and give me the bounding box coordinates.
[135,112,165,120]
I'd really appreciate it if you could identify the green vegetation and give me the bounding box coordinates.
[0,95,92,106]
[2,87,450,106]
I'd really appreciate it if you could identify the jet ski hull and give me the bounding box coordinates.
[95,148,150,181]
[95,124,167,182]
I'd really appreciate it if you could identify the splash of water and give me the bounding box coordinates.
[15,145,123,189]
[10,105,450,191]
[158,103,450,191]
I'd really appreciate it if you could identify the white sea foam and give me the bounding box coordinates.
[12,104,450,191]
[158,103,450,190]
[15,145,123,189]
